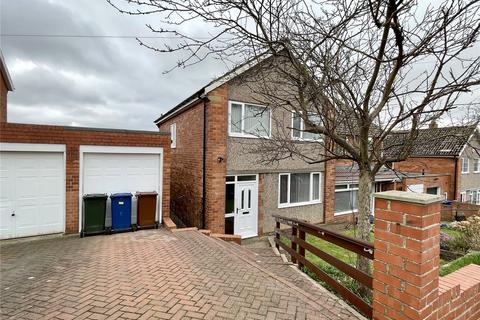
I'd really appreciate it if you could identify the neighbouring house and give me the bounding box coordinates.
[387,122,480,204]
[156,57,328,238]
[0,51,172,240]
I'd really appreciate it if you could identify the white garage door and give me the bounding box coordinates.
[0,151,65,239]
[81,149,162,227]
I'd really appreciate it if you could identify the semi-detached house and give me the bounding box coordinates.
[156,57,329,238]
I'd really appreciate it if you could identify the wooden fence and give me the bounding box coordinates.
[273,214,374,318]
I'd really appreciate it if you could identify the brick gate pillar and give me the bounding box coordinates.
[372,191,443,320]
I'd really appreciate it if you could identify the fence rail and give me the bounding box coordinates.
[273,214,374,318]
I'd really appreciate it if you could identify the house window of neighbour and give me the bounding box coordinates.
[170,123,177,148]
[460,192,466,202]
[229,101,271,138]
[461,158,469,173]
[426,187,440,195]
[334,184,359,215]
[474,159,480,173]
[472,190,479,205]
[291,112,321,140]
[278,172,322,207]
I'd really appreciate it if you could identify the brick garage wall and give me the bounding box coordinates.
[372,191,480,320]
[158,101,205,229]
[0,122,171,233]
[394,157,459,200]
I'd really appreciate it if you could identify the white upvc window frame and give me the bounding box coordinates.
[473,158,480,173]
[461,158,469,174]
[228,100,271,138]
[170,123,177,149]
[477,189,480,205]
[291,111,322,141]
[334,183,359,216]
[278,172,322,208]
[460,191,466,202]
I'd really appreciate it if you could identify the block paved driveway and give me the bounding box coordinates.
[0,229,364,320]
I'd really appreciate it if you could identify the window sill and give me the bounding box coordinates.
[334,210,358,216]
[229,133,270,139]
[278,200,322,209]
[461,171,469,174]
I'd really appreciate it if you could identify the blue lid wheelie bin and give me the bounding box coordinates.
[110,193,133,232]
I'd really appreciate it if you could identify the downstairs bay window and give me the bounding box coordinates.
[334,184,358,215]
[278,172,322,208]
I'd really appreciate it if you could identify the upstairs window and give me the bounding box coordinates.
[461,158,469,173]
[291,112,321,141]
[474,159,480,173]
[229,101,270,138]
[170,123,177,148]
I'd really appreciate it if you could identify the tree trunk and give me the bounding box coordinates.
[356,168,373,298]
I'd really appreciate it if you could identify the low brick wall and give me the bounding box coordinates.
[441,201,480,221]
[373,191,480,320]
[0,122,171,233]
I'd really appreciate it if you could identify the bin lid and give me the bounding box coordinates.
[110,192,132,198]
[135,191,158,197]
[83,193,108,199]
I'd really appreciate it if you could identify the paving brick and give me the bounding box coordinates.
[1,229,362,319]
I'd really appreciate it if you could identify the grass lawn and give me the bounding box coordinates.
[440,252,480,276]
[440,227,462,238]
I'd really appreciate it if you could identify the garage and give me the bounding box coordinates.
[79,146,163,230]
[0,144,65,240]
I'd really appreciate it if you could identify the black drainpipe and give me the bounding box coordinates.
[201,97,208,229]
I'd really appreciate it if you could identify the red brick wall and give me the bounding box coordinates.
[0,122,171,233]
[157,85,229,234]
[158,101,205,228]
[0,75,7,122]
[402,175,450,197]
[394,157,459,200]
[373,191,480,320]
[323,159,336,223]
[204,85,228,234]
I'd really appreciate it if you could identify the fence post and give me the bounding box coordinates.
[275,220,280,250]
[298,229,305,269]
[291,226,297,264]
[372,191,442,320]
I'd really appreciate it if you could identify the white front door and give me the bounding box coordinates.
[234,181,258,238]
[0,151,65,239]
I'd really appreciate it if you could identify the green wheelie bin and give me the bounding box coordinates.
[81,194,108,237]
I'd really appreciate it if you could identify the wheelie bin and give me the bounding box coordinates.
[110,193,133,232]
[135,191,158,229]
[82,194,107,237]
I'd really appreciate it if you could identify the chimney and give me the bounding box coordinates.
[429,120,438,129]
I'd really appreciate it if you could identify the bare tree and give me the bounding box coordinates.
[108,0,480,287]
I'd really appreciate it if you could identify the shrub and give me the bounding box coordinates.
[440,232,453,250]
[453,215,480,251]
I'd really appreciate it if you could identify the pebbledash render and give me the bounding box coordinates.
[156,58,329,238]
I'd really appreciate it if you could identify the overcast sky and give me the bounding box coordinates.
[1,0,226,130]
[1,1,479,131]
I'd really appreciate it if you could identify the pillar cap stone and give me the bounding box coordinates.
[374,190,443,205]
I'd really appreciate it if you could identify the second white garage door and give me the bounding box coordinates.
[80,147,163,228]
